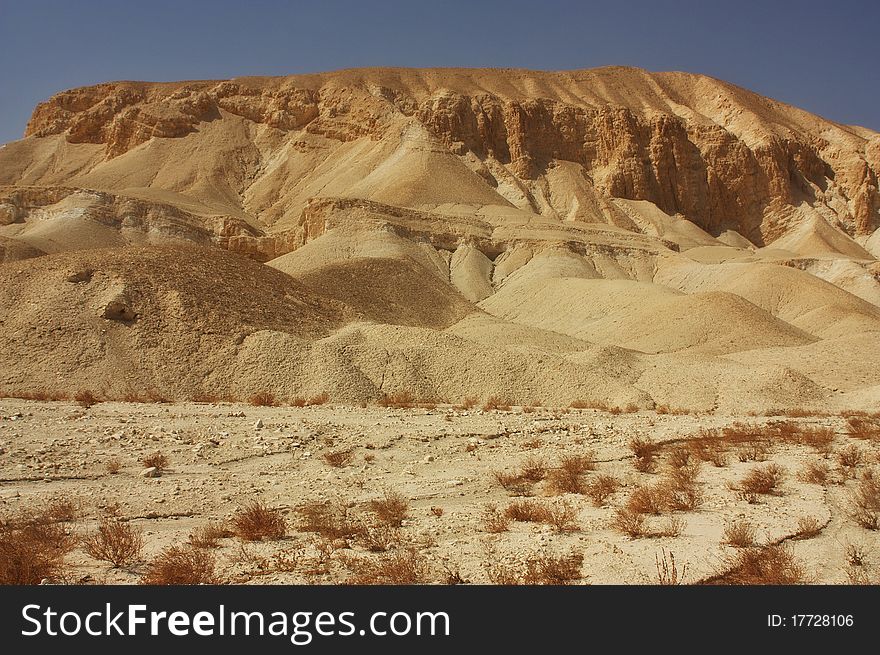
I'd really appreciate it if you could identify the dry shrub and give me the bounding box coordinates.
[484,546,584,585]
[141,452,169,470]
[84,517,144,567]
[546,467,584,495]
[248,391,277,407]
[493,470,532,496]
[366,490,408,528]
[289,396,307,407]
[0,509,77,584]
[837,444,864,473]
[483,396,511,412]
[793,516,822,540]
[482,504,510,533]
[585,474,619,506]
[740,463,785,497]
[306,392,330,406]
[663,463,703,511]
[546,454,593,495]
[850,469,880,530]
[188,522,232,549]
[106,458,122,475]
[737,442,770,462]
[629,436,658,472]
[520,456,548,482]
[723,520,756,548]
[667,446,691,469]
[459,396,477,410]
[504,499,551,523]
[656,549,687,585]
[706,544,805,585]
[612,508,646,539]
[798,426,835,454]
[799,460,830,485]
[521,438,544,450]
[344,548,430,585]
[627,485,666,515]
[74,389,99,408]
[653,515,685,538]
[430,506,444,518]
[523,550,584,585]
[231,501,286,541]
[845,543,867,567]
[494,457,546,495]
[323,449,354,468]
[359,525,402,553]
[846,417,880,441]
[378,391,415,408]
[142,545,217,585]
[45,497,79,523]
[655,406,691,416]
[687,436,730,467]
[545,500,579,534]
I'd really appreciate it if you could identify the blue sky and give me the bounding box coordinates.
[0,0,877,144]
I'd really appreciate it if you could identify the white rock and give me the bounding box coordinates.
[141,467,161,478]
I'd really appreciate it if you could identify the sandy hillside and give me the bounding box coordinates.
[0,66,878,412]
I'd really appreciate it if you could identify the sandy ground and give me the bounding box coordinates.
[2,398,878,585]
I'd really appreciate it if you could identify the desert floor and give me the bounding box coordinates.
[1,398,878,585]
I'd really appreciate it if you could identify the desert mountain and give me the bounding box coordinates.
[1,66,878,411]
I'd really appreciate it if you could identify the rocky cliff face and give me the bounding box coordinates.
[16,67,880,244]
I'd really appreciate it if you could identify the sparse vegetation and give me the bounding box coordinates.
[629,436,658,472]
[656,549,687,585]
[74,389,99,408]
[142,545,217,585]
[837,444,864,474]
[739,463,785,497]
[378,391,415,408]
[141,451,169,471]
[83,517,144,567]
[723,520,756,548]
[306,392,330,406]
[368,491,409,527]
[483,396,511,412]
[850,469,880,530]
[0,508,77,584]
[482,504,510,533]
[231,502,286,541]
[612,508,646,539]
[248,391,278,407]
[705,544,805,585]
[793,516,822,540]
[106,458,122,474]
[343,548,430,585]
[585,474,619,506]
[483,545,584,585]
[188,522,232,549]
[799,460,830,485]
[323,449,354,468]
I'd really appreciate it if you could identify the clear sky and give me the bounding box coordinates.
[1,0,878,145]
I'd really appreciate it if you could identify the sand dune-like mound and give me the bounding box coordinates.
[654,254,880,338]
[288,257,478,329]
[0,235,44,263]
[0,245,351,398]
[480,277,814,354]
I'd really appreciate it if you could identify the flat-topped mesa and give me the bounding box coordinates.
[17,67,880,242]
